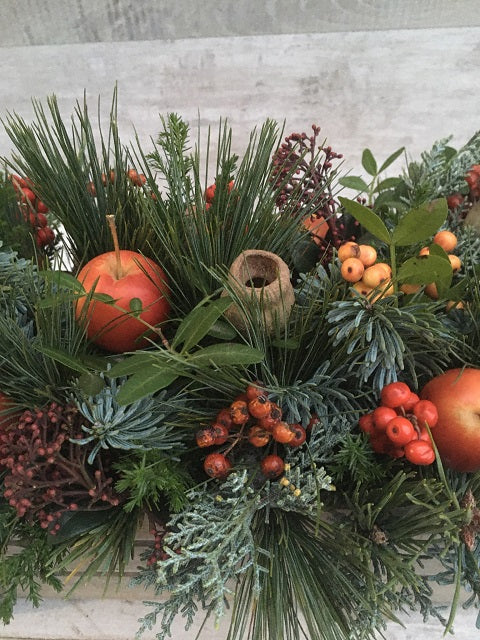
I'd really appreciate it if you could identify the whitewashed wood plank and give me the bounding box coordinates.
[0,29,479,180]
[1,0,480,47]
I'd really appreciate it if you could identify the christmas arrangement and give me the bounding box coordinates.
[1,90,480,640]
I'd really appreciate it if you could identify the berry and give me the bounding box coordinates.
[205,184,216,203]
[272,421,295,444]
[36,200,49,214]
[372,406,397,431]
[404,440,435,466]
[215,408,233,429]
[446,193,464,210]
[358,244,377,267]
[358,413,375,435]
[341,257,364,283]
[258,404,282,430]
[380,381,411,409]
[385,416,416,446]
[196,427,216,448]
[260,454,285,479]
[433,230,457,252]
[401,392,420,412]
[230,400,249,425]
[448,254,461,273]
[337,241,360,262]
[246,383,266,401]
[212,423,230,445]
[288,424,307,447]
[203,453,232,478]
[248,396,271,419]
[412,400,438,429]
[362,263,391,288]
[248,425,270,447]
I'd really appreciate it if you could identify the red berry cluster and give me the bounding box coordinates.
[359,381,438,466]
[204,179,234,210]
[146,525,169,566]
[8,174,55,249]
[0,402,119,533]
[464,164,480,200]
[196,383,308,480]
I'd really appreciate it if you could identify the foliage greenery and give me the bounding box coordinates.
[0,93,480,639]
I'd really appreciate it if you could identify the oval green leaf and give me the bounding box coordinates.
[338,176,369,192]
[338,197,391,244]
[362,149,378,176]
[391,199,448,246]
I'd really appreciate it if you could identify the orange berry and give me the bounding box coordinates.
[418,246,430,257]
[371,284,394,302]
[337,241,360,262]
[358,244,377,267]
[362,263,391,288]
[351,280,373,297]
[424,283,438,299]
[446,300,465,311]
[341,257,365,283]
[448,254,461,273]
[400,283,421,295]
[433,230,457,252]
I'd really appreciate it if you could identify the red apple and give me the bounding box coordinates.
[75,250,170,353]
[420,368,480,472]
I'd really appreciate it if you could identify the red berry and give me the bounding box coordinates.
[401,392,420,412]
[358,412,375,435]
[246,383,266,401]
[35,227,55,248]
[36,200,49,214]
[36,212,48,228]
[272,421,295,444]
[386,416,416,446]
[380,382,411,408]
[212,423,230,445]
[248,425,270,447]
[287,424,307,447]
[412,400,438,429]
[446,193,464,210]
[404,440,435,465]
[258,404,282,431]
[205,184,216,203]
[20,187,36,205]
[215,408,233,430]
[369,433,391,454]
[203,453,232,478]
[372,406,397,431]
[260,454,285,479]
[307,413,320,430]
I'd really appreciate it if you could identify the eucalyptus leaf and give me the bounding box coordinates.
[116,365,179,405]
[338,197,391,244]
[361,149,377,176]
[378,146,405,173]
[187,343,264,367]
[107,353,163,377]
[338,176,369,192]
[207,319,238,341]
[32,344,91,373]
[391,199,448,246]
[172,297,233,353]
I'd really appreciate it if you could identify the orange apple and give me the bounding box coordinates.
[75,250,170,353]
[420,368,480,472]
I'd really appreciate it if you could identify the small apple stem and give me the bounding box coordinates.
[106,214,123,279]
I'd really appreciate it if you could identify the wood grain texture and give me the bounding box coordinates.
[1,28,479,178]
[0,0,480,46]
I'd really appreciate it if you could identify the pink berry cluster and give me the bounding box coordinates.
[8,174,55,249]
[359,381,439,466]
[0,402,119,534]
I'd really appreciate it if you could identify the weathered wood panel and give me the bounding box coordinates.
[1,0,480,46]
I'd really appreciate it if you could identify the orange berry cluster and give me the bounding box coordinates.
[86,168,147,197]
[338,241,393,301]
[8,174,55,249]
[196,383,308,480]
[359,381,438,465]
[204,180,234,210]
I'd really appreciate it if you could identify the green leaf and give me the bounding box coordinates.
[207,319,238,341]
[172,297,233,352]
[338,197,391,244]
[77,372,105,396]
[39,270,85,293]
[187,343,264,367]
[397,254,453,296]
[338,176,369,192]
[375,177,402,192]
[116,365,179,405]
[32,345,91,374]
[129,297,143,314]
[361,149,377,176]
[106,353,161,377]
[391,199,448,246]
[50,509,117,544]
[378,147,405,173]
